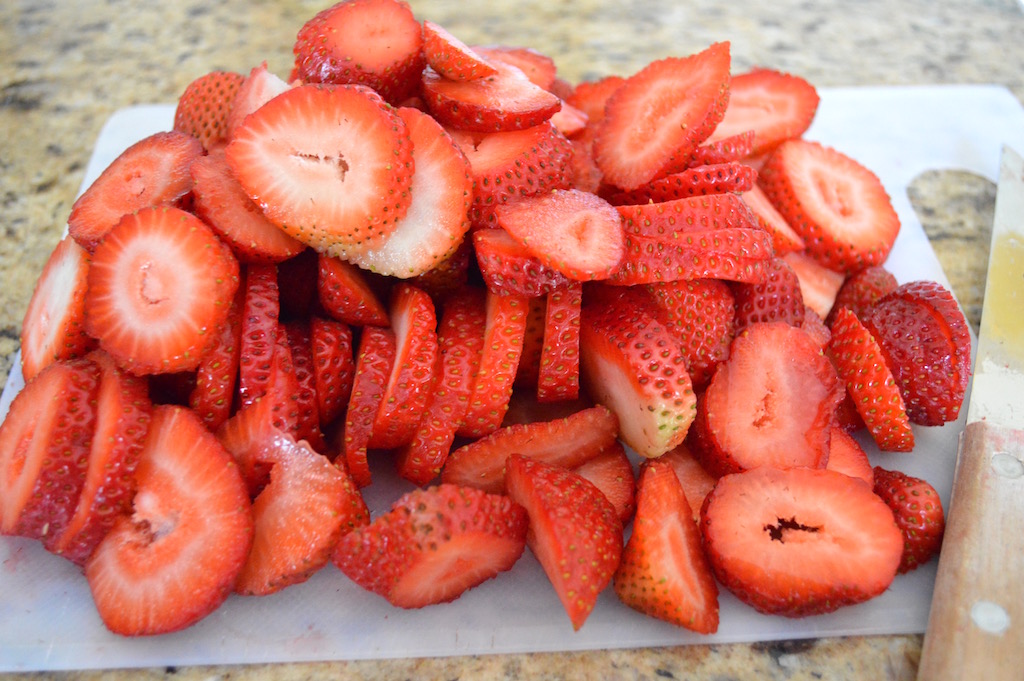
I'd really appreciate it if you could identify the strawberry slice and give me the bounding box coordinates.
[758,139,900,273]
[610,227,773,286]
[443,404,619,494]
[494,189,625,281]
[283,321,325,448]
[238,264,281,408]
[537,282,582,402]
[593,42,731,190]
[345,107,473,278]
[515,295,547,389]
[67,131,203,252]
[421,61,562,133]
[693,321,842,477]
[292,0,425,104]
[310,315,355,427]
[826,264,898,326]
[826,425,874,487]
[549,99,589,139]
[236,431,367,595]
[505,453,622,630]
[189,287,243,430]
[190,147,305,264]
[216,394,278,496]
[333,484,528,608]
[276,248,320,320]
[706,68,820,157]
[84,206,240,376]
[686,130,755,166]
[615,192,761,238]
[317,254,389,326]
[572,441,637,524]
[658,443,718,522]
[343,325,396,487]
[0,358,99,539]
[408,239,473,302]
[473,227,571,298]
[872,466,945,574]
[225,62,294,142]
[603,162,757,205]
[701,466,902,617]
[782,250,846,320]
[565,75,626,123]
[800,304,833,349]
[827,306,915,452]
[732,255,806,330]
[739,183,806,255]
[84,405,253,636]
[422,20,498,81]
[579,294,695,458]
[226,84,415,257]
[173,70,245,150]
[614,459,719,633]
[20,236,94,382]
[46,350,152,565]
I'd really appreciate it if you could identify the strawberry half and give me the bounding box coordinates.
[20,235,94,382]
[173,70,245,150]
[84,206,240,376]
[872,466,945,574]
[614,459,719,633]
[84,405,253,636]
[226,84,415,257]
[422,20,498,81]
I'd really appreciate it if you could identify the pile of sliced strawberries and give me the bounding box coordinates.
[1,0,971,638]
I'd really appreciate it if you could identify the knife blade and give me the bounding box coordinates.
[917,145,1024,680]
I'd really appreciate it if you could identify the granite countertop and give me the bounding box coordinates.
[2,1,1023,679]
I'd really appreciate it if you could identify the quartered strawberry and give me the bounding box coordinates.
[693,321,842,477]
[84,405,253,636]
[827,306,914,452]
[334,484,528,608]
[173,70,245,150]
[473,227,571,298]
[537,282,582,402]
[732,255,805,330]
[369,283,438,449]
[739,183,806,255]
[46,350,152,565]
[422,20,498,81]
[343,325,396,487]
[443,404,619,494]
[658,443,718,522]
[604,162,757,205]
[572,441,637,524]
[610,227,773,286]
[0,358,99,540]
[225,62,294,142]
[826,425,874,487]
[783,250,846,320]
[614,459,719,633]
[494,189,625,281]
[474,46,559,91]
[345,107,473,278]
[84,206,240,376]
[236,431,366,596]
[188,286,243,430]
[292,0,425,105]
[317,254,389,326]
[701,466,903,617]
[758,139,900,273]
[310,315,355,427]
[505,453,622,630]
[20,235,94,382]
[615,192,761,239]
[190,147,305,264]
[238,264,281,408]
[860,280,972,426]
[67,131,203,252]
[872,466,945,574]
[827,264,898,326]
[706,68,820,157]
[580,294,695,458]
[226,84,414,257]
[421,60,562,133]
[593,43,731,190]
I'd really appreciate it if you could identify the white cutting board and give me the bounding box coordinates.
[2,85,1024,672]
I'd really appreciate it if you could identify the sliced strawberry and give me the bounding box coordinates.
[783,250,846,319]
[276,248,320,321]
[190,147,305,264]
[515,295,547,389]
[758,139,900,273]
[658,443,718,522]
[236,431,366,595]
[693,322,842,477]
[614,459,719,633]
[188,286,243,430]
[706,68,819,157]
[265,324,302,435]
[0,358,99,539]
[226,84,415,256]
[422,20,498,81]
[701,466,902,617]
[216,394,278,496]
[732,255,805,329]
[549,99,589,139]
[317,254,389,326]
[84,206,240,375]
[604,162,757,205]
[686,130,755,166]
[421,60,562,133]
[873,466,945,574]
[739,183,806,255]
[46,350,152,565]
[579,295,695,458]
[610,227,773,286]
[238,264,280,408]
[173,70,245,150]
[310,315,355,427]
[860,280,972,426]
[615,192,761,238]
[827,306,914,452]
[345,107,473,278]
[504,453,622,630]
[565,75,626,123]
[593,43,731,190]
[225,62,294,142]
[800,304,832,349]
[283,321,325,448]
[473,227,571,298]
[369,284,439,449]
[343,325,396,487]
[443,404,618,494]
[567,136,603,193]
[572,441,637,524]
[408,239,473,302]
[473,45,558,91]
[84,405,253,636]
[20,236,94,382]
[292,0,425,104]
[68,131,203,252]
[826,425,874,487]
[494,189,625,281]
[334,484,528,608]
[827,264,898,326]
[537,282,582,402]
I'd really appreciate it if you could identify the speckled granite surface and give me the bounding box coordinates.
[2,1,1023,679]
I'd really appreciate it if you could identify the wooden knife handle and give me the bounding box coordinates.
[917,420,1024,680]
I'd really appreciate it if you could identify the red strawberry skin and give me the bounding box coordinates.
[173,70,245,150]
[872,466,945,574]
